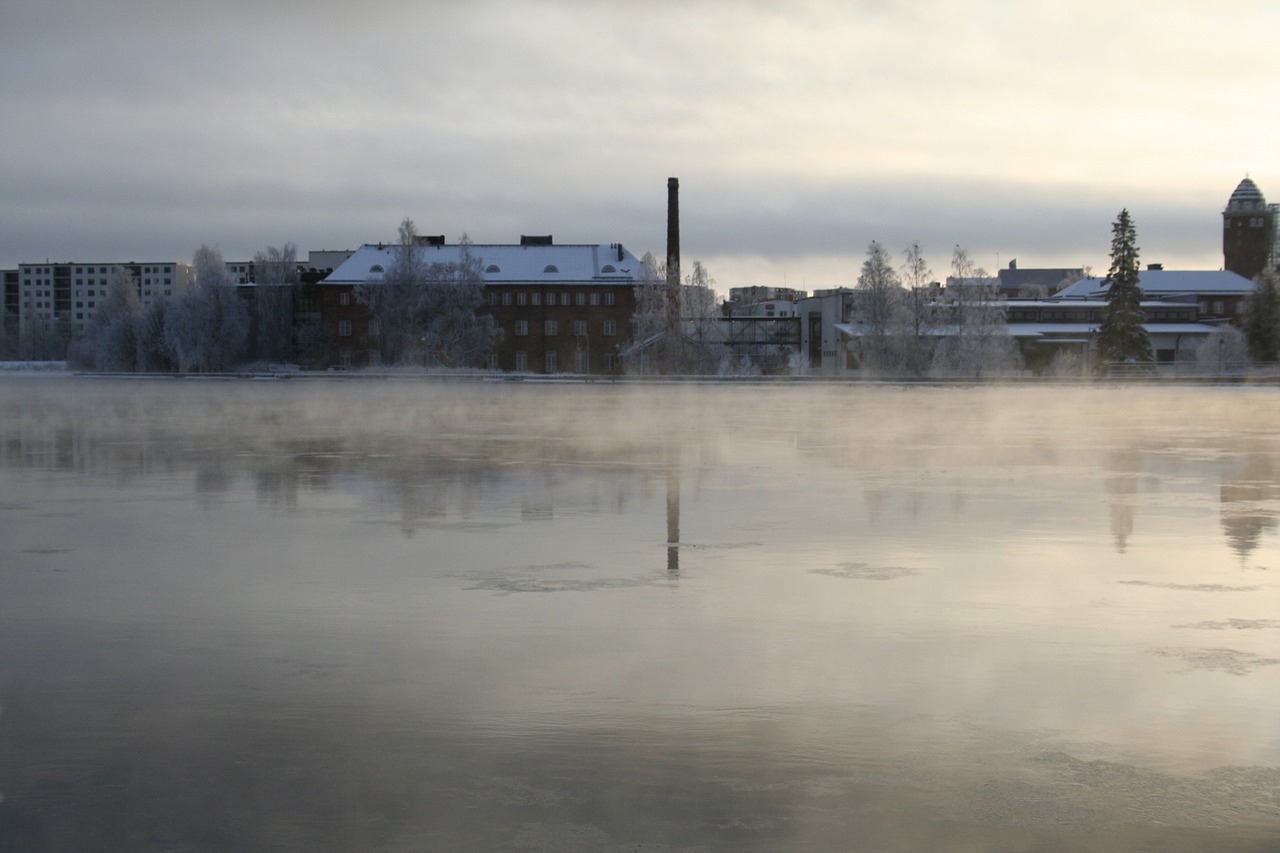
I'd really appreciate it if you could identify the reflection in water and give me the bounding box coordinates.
[1104,447,1141,553]
[1,378,1279,850]
[666,442,680,576]
[1220,452,1279,561]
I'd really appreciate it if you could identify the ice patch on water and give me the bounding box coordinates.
[1120,580,1259,592]
[811,562,920,581]
[1173,618,1280,630]
[1148,646,1280,675]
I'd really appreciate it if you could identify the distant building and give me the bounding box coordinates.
[727,285,807,305]
[1053,268,1254,325]
[995,261,1085,297]
[1223,177,1276,280]
[320,237,642,373]
[14,261,194,354]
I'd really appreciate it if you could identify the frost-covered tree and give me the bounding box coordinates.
[89,266,144,371]
[629,252,721,374]
[356,221,501,368]
[851,240,904,372]
[1193,327,1250,376]
[931,245,1020,377]
[417,235,501,368]
[164,245,250,372]
[251,243,299,364]
[898,241,935,375]
[137,299,173,372]
[357,218,426,365]
[1246,266,1280,364]
[1096,209,1153,370]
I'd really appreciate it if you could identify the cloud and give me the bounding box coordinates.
[1,0,1276,279]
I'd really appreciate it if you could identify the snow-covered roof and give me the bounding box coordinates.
[834,321,1219,340]
[321,242,646,286]
[1052,269,1254,300]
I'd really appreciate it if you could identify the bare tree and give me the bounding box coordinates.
[899,241,935,375]
[164,245,249,372]
[90,266,144,370]
[931,245,1020,377]
[417,235,501,368]
[251,243,299,364]
[357,218,427,365]
[852,240,904,373]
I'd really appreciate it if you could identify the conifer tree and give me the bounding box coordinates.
[1096,209,1153,370]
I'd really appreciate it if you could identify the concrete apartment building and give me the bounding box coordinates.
[12,261,195,355]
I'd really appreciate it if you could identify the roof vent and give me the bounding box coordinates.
[521,235,553,246]
[414,235,445,247]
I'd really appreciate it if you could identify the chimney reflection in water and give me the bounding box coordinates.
[666,442,680,576]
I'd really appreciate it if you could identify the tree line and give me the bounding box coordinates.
[65,243,326,373]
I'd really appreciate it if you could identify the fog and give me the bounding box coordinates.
[1,378,1278,850]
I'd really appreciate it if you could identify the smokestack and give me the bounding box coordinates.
[666,177,681,338]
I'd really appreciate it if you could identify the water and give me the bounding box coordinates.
[1,377,1278,851]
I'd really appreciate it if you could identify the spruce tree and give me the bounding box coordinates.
[1246,267,1280,363]
[1096,209,1153,370]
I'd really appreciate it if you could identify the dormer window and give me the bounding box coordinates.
[544,265,559,274]
[486,264,501,273]
[601,265,616,273]
[369,264,384,273]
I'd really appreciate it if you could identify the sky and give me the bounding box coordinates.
[3,0,1279,293]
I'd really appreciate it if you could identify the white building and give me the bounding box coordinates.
[17,261,194,342]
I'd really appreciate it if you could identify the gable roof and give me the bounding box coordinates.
[321,242,646,286]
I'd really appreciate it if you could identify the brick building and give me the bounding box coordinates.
[319,236,645,373]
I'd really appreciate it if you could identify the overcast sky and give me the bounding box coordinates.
[3,0,1278,291]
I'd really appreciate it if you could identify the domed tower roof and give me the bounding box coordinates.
[1226,176,1267,212]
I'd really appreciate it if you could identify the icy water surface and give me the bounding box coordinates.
[1,377,1278,851]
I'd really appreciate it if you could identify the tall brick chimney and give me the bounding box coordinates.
[665,177,681,338]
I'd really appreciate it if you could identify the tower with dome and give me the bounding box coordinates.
[1222,176,1276,279]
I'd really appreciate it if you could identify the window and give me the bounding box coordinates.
[603,320,618,336]
[590,293,600,306]
[544,319,558,336]
[339,292,350,306]
[601,265,616,273]
[487,292,499,306]
[515,350,528,371]
[531,292,541,306]
[604,292,616,306]
[369,264,384,273]
[485,353,498,370]
[546,293,556,306]
[573,320,587,337]
[517,292,527,306]
[545,351,558,372]
[502,292,513,306]
[514,320,529,336]
[603,353,618,370]
[338,319,353,337]
[486,264,501,273]
[575,350,589,373]
[1213,300,1224,314]
[576,293,585,306]
[544,265,559,274]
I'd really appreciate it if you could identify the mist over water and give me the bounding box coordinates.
[1,377,1278,851]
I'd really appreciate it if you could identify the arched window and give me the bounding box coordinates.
[544,265,559,274]
[369,264,384,273]
[486,264,501,273]
[601,265,616,273]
